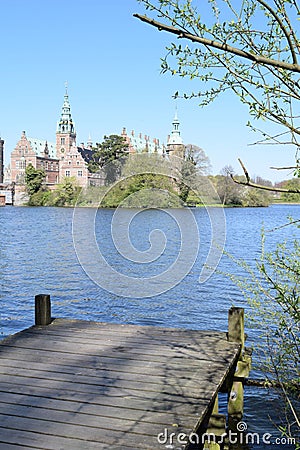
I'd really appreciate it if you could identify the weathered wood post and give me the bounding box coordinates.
[227,307,251,422]
[228,307,244,349]
[35,294,51,326]
[204,308,248,450]
[204,395,226,450]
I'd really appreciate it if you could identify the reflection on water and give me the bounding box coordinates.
[0,204,299,448]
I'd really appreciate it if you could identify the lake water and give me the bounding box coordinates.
[0,204,299,448]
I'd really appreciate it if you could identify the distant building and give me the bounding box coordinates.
[120,127,163,154]
[10,86,97,188]
[10,87,185,189]
[3,165,11,184]
[10,131,59,186]
[0,137,15,205]
[166,111,185,158]
[0,193,5,206]
[55,87,94,187]
[0,137,4,184]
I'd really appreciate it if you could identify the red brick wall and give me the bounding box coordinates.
[10,132,37,184]
[58,144,89,187]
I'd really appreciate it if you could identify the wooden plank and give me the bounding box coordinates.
[0,403,194,436]
[0,347,237,379]
[0,391,198,425]
[0,444,35,450]
[0,413,187,448]
[0,352,237,384]
[0,334,236,362]
[0,427,135,450]
[19,334,230,360]
[24,322,226,342]
[0,384,206,417]
[0,337,238,367]
[0,346,237,374]
[0,373,220,402]
[0,359,237,391]
[10,321,232,342]
[1,320,238,352]
[0,348,226,383]
[0,357,231,386]
[41,318,224,337]
[3,319,232,352]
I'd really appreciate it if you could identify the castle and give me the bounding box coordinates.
[8,86,185,189]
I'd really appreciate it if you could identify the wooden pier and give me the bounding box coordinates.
[0,296,250,449]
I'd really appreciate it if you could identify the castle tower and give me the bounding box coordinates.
[0,137,4,184]
[56,83,76,159]
[166,110,185,158]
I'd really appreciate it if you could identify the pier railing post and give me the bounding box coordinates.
[35,294,51,326]
[227,307,252,426]
[205,395,226,450]
[228,307,244,350]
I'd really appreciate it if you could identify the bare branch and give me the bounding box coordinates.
[133,14,300,73]
[231,158,300,193]
[266,219,300,232]
[270,166,299,170]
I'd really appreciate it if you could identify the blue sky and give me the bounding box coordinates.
[0,0,297,182]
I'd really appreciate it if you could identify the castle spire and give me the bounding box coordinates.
[56,83,77,157]
[57,82,75,135]
[169,109,183,145]
[166,108,184,158]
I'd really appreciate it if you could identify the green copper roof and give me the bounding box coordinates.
[57,84,76,134]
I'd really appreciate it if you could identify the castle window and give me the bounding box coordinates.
[78,170,83,177]
[66,170,70,177]
[61,138,65,145]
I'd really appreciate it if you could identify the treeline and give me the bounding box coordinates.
[210,171,272,207]
[25,164,80,207]
[211,175,300,206]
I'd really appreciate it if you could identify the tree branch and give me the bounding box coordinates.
[231,158,300,193]
[133,14,300,73]
[256,0,298,65]
[270,166,299,170]
[266,219,300,232]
